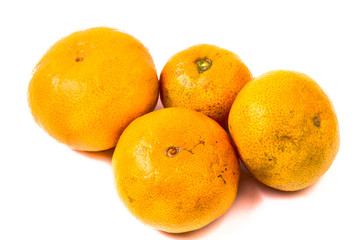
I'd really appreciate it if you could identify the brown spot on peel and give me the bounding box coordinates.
[313,116,320,127]
[75,56,84,62]
[217,174,226,184]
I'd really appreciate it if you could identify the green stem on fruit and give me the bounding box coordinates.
[196,57,212,73]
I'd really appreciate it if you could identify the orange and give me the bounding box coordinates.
[159,44,252,128]
[229,70,340,191]
[112,108,240,233]
[27,27,158,151]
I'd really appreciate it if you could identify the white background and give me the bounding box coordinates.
[1,0,359,239]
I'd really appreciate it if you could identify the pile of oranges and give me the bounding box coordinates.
[28,27,340,233]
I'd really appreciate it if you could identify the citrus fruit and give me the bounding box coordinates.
[228,70,340,191]
[112,108,240,233]
[27,27,158,151]
[159,44,252,128]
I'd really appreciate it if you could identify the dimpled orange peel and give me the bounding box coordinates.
[112,108,240,233]
[27,27,159,151]
[229,70,340,191]
[160,44,252,128]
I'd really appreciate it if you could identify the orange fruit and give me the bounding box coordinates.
[27,27,158,151]
[229,70,340,191]
[159,44,252,128]
[112,108,240,233]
